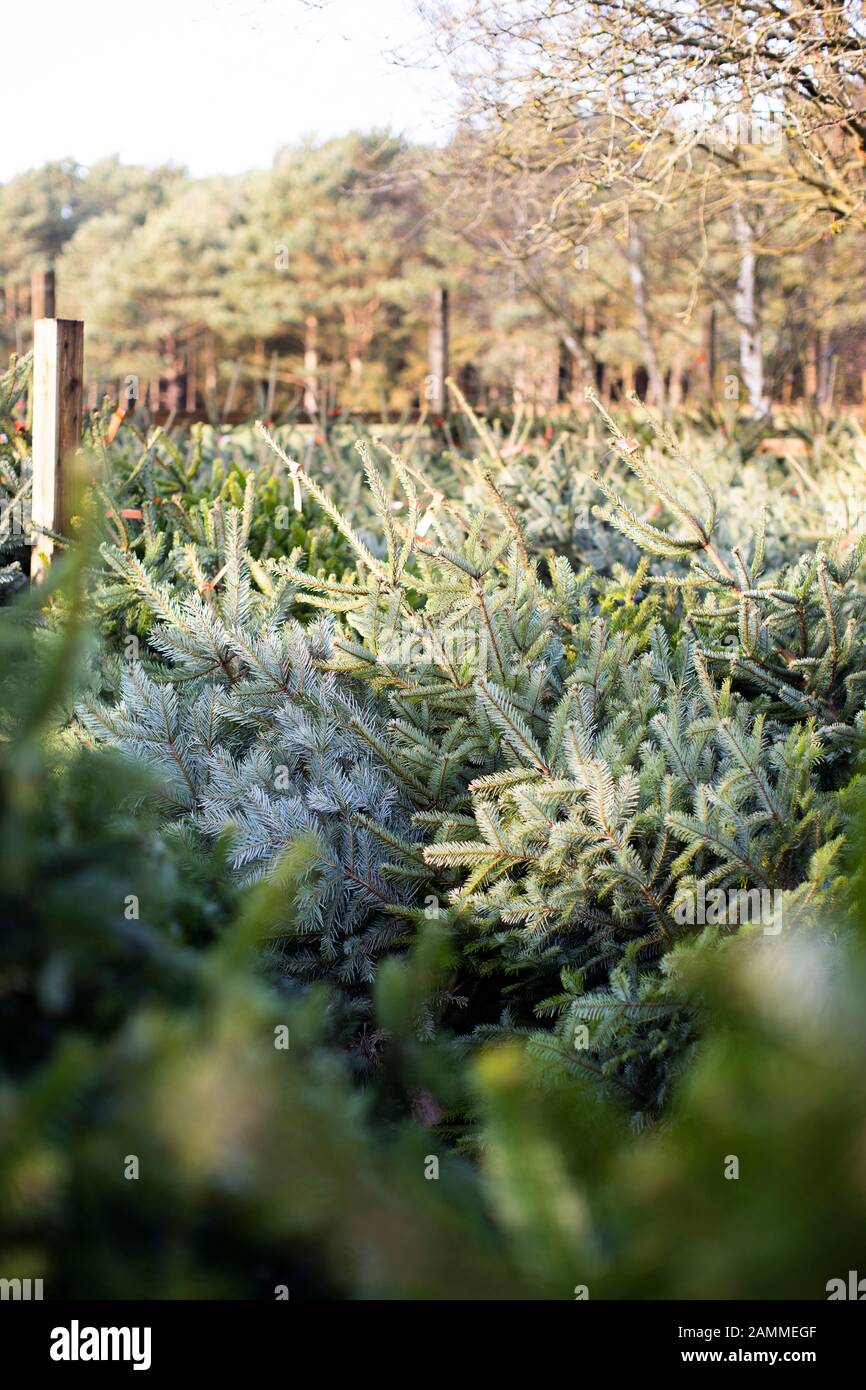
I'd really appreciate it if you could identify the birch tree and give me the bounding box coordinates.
[425,0,866,407]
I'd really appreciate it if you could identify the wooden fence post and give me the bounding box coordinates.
[30,317,84,579]
[31,268,56,321]
[428,286,449,417]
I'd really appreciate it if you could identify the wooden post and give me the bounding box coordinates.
[31,268,56,321]
[30,318,84,578]
[428,286,449,417]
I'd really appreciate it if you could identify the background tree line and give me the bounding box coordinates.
[1,0,864,416]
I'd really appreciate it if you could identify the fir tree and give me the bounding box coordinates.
[78,499,422,1002]
[253,415,864,1112]
[0,354,33,595]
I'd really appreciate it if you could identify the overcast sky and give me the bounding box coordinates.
[2,0,455,181]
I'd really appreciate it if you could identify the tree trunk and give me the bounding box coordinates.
[598,359,611,406]
[204,330,218,401]
[303,315,318,420]
[540,342,560,408]
[185,349,197,412]
[702,304,717,404]
[265,351,278,419]
[733,204,770,417]
[556,338,573,402]
[805,335,818,403]
[626,219,664,408]
[162,333,183,412]
[668,350,686,409]
[427,286,449,416]
[513,340,528,405]
[254,338,267,413]
[560,333,589,389]
[816,328,835,415]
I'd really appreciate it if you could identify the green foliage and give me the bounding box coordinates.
[78,501,420,1005]
[88,421,363,636]
[0,354,32,594]
[453,393,866,579]
[589,392,866,739]
[251,416,864,1114]
[2,437,866,1301]
[4,642,866,1298]
[0,553,236,1076]
[43,396,866,1121]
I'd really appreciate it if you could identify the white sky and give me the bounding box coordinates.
[2,0,456,181]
